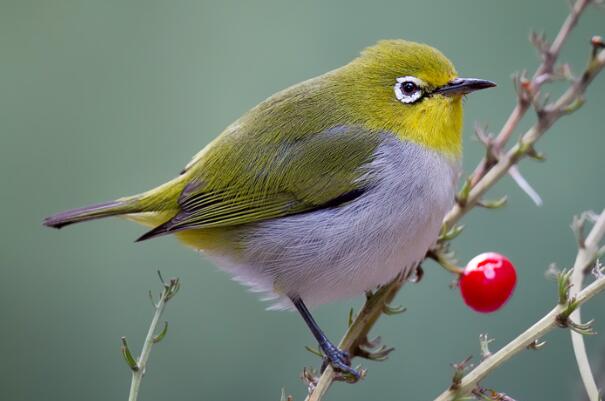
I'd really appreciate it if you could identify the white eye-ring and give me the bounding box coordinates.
[394,76,425,104]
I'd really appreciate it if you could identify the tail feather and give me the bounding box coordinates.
[44,199,140,229]
[44,176,186,232]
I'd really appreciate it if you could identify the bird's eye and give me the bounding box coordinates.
[394,76,425,104]
[401,81,417,94]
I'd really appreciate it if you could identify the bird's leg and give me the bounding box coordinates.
[290,297,360,381]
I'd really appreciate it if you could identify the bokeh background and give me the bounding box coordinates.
[2,1,604,400]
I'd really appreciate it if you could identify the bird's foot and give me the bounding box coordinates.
[320,343,361,383]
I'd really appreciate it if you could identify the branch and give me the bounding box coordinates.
[302,1,605,399]
[469,0,592,187]
[578,346,605,401]
[305,276,406,401]
[444,38,605,231]
[121,272,181,401]
[434,209,605,401]
[570,210,605,401]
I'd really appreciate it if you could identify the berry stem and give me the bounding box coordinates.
[429,250,464,275]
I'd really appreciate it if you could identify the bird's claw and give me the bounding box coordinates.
[320,347,361,382]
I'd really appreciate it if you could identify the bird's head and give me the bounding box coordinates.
[337,39,495,158]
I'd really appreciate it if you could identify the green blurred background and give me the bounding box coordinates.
[2,1,604,400]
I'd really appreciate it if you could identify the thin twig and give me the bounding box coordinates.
[570,210,605,401]
[470,0,592,186]
[443,45,605,231]
[433,210,605,401]
[123,273,180,401]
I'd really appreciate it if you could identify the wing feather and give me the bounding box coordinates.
[137,125,382,241]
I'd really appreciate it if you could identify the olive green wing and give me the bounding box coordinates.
[138,126,382,240]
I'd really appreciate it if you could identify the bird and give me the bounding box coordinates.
[44,39,495,379]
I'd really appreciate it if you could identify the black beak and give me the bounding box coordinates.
[433,78,496,96]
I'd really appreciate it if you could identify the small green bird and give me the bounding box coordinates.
[44,39,494,379]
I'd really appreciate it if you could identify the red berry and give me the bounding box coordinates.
[459,252,517,313]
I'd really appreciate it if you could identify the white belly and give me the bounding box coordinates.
[206,136,459,309]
